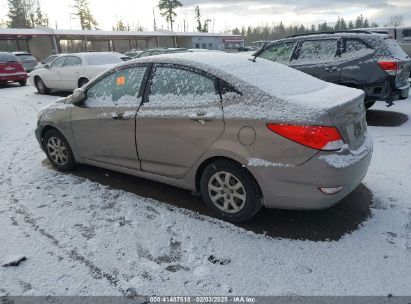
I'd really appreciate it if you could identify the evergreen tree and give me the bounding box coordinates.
[355,14,364,28]
[194,5,202,32]
[363,18,370,28]
[335,17,341,31]
[158,0,182,32]
[113,19,128,31]
[73,0,98,30]
[7,0,30,28]
[340,17,347,30]
[34,0,48,26]
[348,20,354,29]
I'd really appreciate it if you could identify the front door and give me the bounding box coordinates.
[135,64,225,178]
[70,65,148,170]
[42,56,65,89]
[291,39,342,84]
[59,55,83,90]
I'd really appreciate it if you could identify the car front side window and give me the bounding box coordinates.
[259,42,296,64]
[50,57,66,68]
[148,66,219,107]
[85,66,147,107]
[294,39,338,64]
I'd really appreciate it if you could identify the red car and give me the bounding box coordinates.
[0,52,28,86]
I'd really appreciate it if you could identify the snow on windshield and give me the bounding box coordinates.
[85,67,146,107]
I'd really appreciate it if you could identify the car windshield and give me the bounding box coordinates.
[85,54,123,65]
[16,54,35,61]
[0,53,19,63]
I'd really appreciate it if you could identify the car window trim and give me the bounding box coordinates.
[142,63,219,104]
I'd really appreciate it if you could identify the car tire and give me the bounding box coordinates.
[200,159,262,222]
[35,77,50,94]
[19,80,27,86]
[43,129,76,171]
[365,101,376,109]
[78,78,89,88]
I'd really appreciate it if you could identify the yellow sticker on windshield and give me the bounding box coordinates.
[116,76,125,86]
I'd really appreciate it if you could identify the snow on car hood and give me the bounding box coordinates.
[129,53,364,121]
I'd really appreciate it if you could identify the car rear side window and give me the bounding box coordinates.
[259,42,296,64]
[85,66,147,107]
[148,66,219,106]
[341,39,373,59]
[16,54,35,61]
[63,56,81,66]
[295,39,337,63]
[0,53,18,63]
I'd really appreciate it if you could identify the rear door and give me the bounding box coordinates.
[339,38,378,87]
[291,38,341,84]
[135,64,224,178]
[70,65,148,169]
[59,55,83,90]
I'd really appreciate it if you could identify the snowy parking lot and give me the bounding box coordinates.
[1,84,411,296]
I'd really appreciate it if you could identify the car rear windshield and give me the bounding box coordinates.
[15,54,35,61]
[85,54,123,65]
[384,38,408,60]
[0,53,19,63]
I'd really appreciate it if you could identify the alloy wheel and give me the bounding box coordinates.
[46,136,68,166]
[208,171,247,213]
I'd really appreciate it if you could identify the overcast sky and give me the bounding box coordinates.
[0,0,410,32]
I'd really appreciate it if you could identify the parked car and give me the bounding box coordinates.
[110,52,133,61]
[0,52,28,86]
[35,53,372,222]
[253,31,411,108]
[28,52,123,94]
[124,50,143,58]
[13,51,38,72]
[33,54,60,70]
[136,48,188,58]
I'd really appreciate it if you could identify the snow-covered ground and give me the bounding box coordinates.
[0,85,410,296]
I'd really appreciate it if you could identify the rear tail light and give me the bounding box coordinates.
[267,124,344,151]
[378,61,400,76]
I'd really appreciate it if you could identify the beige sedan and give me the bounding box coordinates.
[35,53,372,222]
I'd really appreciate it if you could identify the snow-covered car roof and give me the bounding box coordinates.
[128,52,363,111]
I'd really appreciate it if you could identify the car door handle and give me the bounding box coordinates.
[325,66,339,72]
[112,113,131,121]
[190,112,213,124]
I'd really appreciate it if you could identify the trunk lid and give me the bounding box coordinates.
[282,83,366,150]
[0,62,26,74]
[326,94,367,150]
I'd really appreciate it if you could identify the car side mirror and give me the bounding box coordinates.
[70,88,86,106]
[44,63,50,69]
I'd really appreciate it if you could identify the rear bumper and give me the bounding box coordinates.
[248,138,373,210]
[362,79,410,102]
[0,73,28,82]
